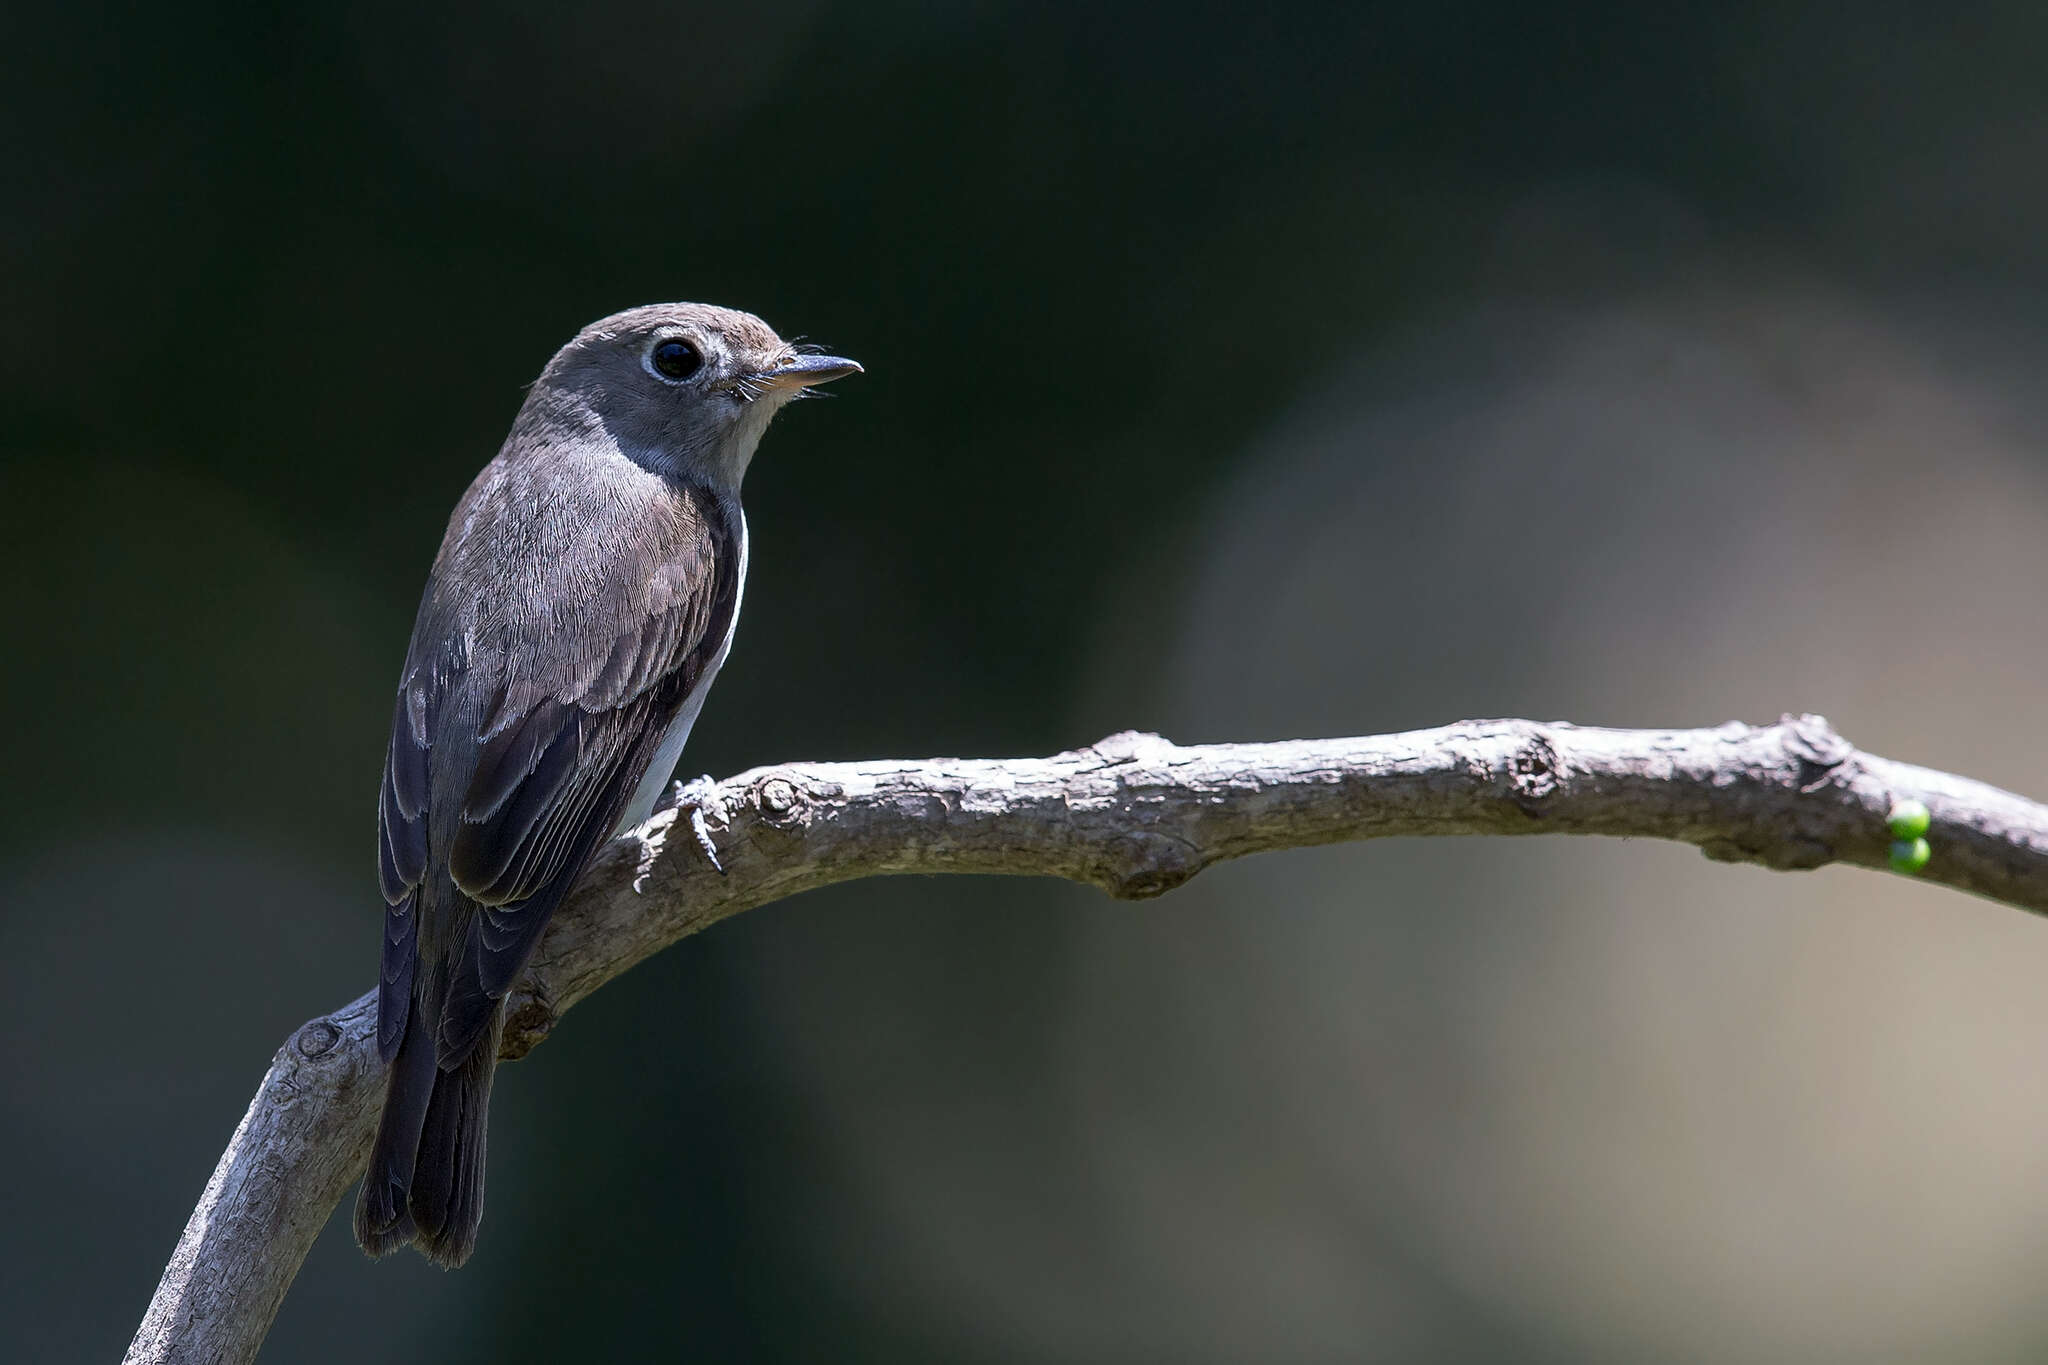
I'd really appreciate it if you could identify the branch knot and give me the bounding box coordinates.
[1781,713,1853,792]
[1091,730,1176,765]
[500,988,558,1061]
[1098,832,1204,900]
[1509,733,1563,809]
[758,775,801,818]
[293,1020,341,1060]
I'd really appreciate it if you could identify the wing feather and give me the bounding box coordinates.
[378,888,419,1056]
[374,681,434,1060]
[374,481,743,1072]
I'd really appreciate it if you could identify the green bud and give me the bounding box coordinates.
[1887,800,1931,840]
[1889,837,1931,874]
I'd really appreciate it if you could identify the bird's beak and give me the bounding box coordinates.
[757,353,863,392]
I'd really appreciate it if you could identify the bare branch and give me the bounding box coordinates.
[125,715,2048,1364]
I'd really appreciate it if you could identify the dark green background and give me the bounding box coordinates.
[9,3,2048,1360]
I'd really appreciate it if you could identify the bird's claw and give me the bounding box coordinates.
[672,775,727,874]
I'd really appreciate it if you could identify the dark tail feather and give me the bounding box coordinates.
[406,1001,504,1268]
[354,994,437,1257]
[355,991,504,1269]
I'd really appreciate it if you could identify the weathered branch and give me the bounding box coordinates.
[126,715,2048,1363]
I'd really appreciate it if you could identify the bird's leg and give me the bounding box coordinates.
[671,775,727,874]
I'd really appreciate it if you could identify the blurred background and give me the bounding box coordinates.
[8,2,2048,1359]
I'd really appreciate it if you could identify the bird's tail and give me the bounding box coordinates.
[354,990,504,1269]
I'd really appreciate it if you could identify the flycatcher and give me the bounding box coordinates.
[355,303,859,1267]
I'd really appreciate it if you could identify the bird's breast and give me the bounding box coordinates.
[611,510,749,837]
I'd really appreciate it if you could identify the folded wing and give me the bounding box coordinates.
[373,486,740,1068]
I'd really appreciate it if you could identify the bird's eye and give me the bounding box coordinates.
[651,339,703,381]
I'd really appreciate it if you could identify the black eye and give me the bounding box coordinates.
[651,339,702,380]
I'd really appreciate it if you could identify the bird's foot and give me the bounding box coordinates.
[672,774,727,875]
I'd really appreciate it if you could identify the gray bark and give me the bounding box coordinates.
[126,715,2048,1363]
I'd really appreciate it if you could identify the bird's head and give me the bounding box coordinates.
[530,302,860,491]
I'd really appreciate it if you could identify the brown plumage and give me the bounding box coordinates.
[355,304,858,1267]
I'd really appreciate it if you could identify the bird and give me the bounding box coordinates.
[354,303,860,1268]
